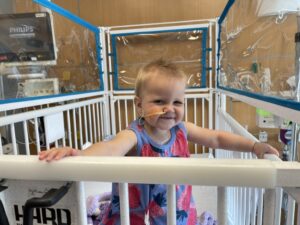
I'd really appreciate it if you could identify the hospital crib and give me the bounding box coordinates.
[0,91,300,225]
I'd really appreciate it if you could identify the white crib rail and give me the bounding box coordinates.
[0,155,300,225]
[0,93,109,155]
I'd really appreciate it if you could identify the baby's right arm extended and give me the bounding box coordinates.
[38,129,137,162]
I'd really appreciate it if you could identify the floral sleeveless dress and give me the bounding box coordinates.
[100,120,198,225]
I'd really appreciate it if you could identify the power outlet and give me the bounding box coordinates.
[259,131,268,142]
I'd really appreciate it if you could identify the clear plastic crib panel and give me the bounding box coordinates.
[219,0,300,100]
[109,26,209,90]
[0,2,102,103]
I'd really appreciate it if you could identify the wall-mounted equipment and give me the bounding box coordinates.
[0,12,57,67]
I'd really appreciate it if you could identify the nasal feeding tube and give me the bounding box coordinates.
[144,111,166,117]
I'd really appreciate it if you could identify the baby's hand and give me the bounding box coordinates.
[252,142,279,159]
[38,147,80,162]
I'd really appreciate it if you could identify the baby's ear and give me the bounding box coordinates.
[134,96,143,115]
[134,96,142,108]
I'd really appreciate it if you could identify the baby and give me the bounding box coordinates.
[39,59,279,225]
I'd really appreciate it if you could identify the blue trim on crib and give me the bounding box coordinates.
[201,29,207,88]
[218,86,300,111]
[33,0,98,33]
[95,30,105,91]
[216,0,235,87]
[218,0,235,25]
[0,90,101,105]
[110,27,209,90]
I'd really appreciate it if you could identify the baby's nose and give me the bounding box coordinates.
[163,105,174,113]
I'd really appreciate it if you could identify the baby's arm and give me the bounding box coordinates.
[184,121,279,158]
[38,129,137,162]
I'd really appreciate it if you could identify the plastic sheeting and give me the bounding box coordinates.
[0,2,101,102]
[219,0,300,101]
[110,29,208,90]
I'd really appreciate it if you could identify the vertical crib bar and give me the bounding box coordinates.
[119,183,130,225]
[286,197,295,225]
[245,187,251,225]
[263,189,276,225]
[73,109,78,149]
[54,140,58,148]
[62,135,66,147]
[10,124,17,155]
[96,102,101,141]
[76,182,88,225]
[88,105,93,143]
[125,100,128,127]
[133,100,136,120]
[274,188,282,225]
[79,108,83,149]
[242,188,246,225]
[67,110,73,148]
[62,112,66,147]
[238,188,242,225]
[251,188,258,225]
[167,185,176,225]
[233,188,237,224]
[193,98,197,154]
[257,189,264,225]
[34,117,41,153]
[117,100,122,132]
[250,188,257,225]
[0,133,3,155]
[208,92,213,154]
[23,121,30,155]
[111,97,117,136]
[217,187,227,225]
[92,104,97,142]
[100,102,104,140]
[84,106,88,143]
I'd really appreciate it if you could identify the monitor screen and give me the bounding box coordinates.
[0,12,56,66]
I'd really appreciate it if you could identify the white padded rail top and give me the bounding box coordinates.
[0,155,299,188]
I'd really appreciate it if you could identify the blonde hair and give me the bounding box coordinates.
[135,58,186,97]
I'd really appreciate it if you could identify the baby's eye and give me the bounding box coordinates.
[174,101,183,106]
[153,100,164,104]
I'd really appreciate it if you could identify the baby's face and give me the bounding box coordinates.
[139,74,185,131]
